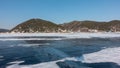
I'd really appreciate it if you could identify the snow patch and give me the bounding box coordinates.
[83,47,120,65]
[0,38,64,41]
[7,61,24,64]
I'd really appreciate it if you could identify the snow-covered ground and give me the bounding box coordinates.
[0,32,120,38]
[83,47,120,65]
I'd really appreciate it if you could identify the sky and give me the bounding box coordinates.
[0,0,120,29]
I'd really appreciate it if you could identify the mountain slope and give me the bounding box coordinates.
[61,20,120,32]
[10,19,120,33]
[11,19,64,33]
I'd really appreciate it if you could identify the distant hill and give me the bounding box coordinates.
[0,29,9,33]
[10,19,65,33]
[61,20,120,32]
[10,18,120,33]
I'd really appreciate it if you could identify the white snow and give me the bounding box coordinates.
[7,57,83,68]
[0,32,120,38]
[7,61,24,64]
[0,38,64,41]
[83,47,120,65]
[7,61,59,68]
[0,32,119,40]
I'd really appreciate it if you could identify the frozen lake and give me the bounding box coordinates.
[0,33,120,68]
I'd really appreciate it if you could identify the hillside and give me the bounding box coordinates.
[61,20,120,32]
[10,19,64,33]
[10,19,120,33]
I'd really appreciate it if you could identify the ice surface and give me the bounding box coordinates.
[0,56,4,61]
[0,32,120,39]
[6,47,84,68]
[0,56,3,58]
[0,59,4,61]
[17,43,50,47]
[7,57,83,68]
[83,47,120,65]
